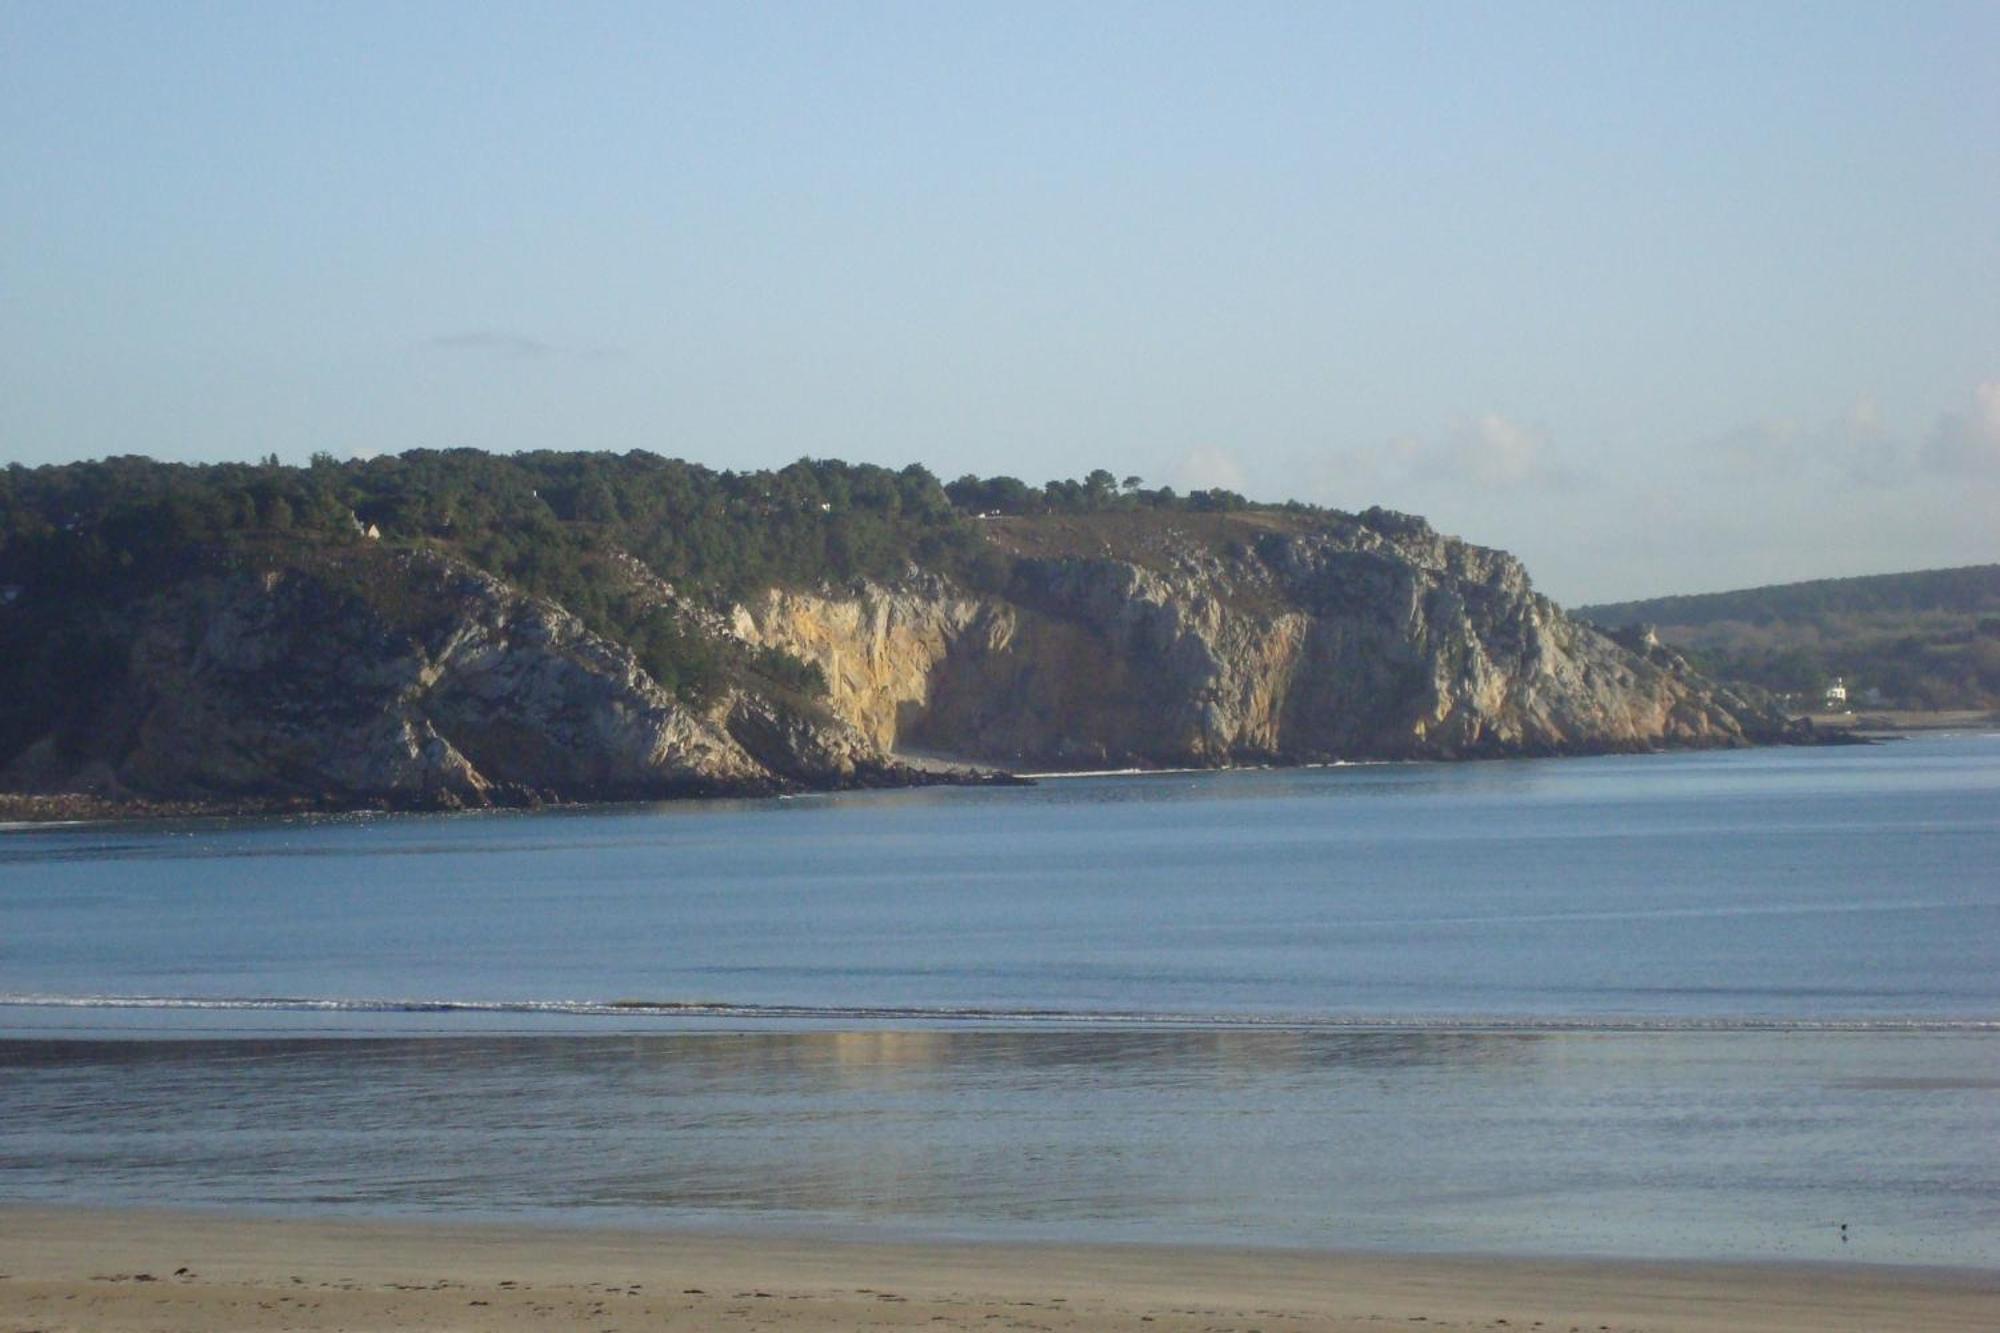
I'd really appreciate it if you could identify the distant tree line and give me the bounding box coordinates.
[1578,565,2000,629]
[942,467,1254,517]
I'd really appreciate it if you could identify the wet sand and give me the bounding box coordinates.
[1,1207,1993,1332]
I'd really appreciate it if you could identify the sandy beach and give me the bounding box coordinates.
[1,1208,1993,1333]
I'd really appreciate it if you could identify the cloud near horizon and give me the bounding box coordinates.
[1328,413,1581,494]
[1697,396,1901,489]
[1922,381,2000,481]
[1171,444,1249,494]
[1698,383,2000,489]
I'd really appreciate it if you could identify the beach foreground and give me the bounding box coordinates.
[1,1209,1993,1333]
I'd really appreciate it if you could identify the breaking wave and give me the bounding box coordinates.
[1,993,1993,1033]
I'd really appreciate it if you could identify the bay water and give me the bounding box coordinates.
[3,736,1996,1265]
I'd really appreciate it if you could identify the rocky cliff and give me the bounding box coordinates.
[732,510,1792,768]
[0,505,1798,815]
[1,549,908,811]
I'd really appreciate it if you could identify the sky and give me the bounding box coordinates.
[2,1,1996,605]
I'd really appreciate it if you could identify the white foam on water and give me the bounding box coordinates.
[2,993,1992,1033]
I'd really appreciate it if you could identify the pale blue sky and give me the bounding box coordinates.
[3,1,1995,602]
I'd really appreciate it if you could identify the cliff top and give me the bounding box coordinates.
[977,509,1319,570]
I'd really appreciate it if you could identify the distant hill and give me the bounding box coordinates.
[0,450,1791,816]
[1576,566,2000,710]
[1577,565,2000,630]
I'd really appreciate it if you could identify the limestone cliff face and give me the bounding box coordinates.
[0,511,1796,813]
[2,550,893,808]
[729,578,993,752]
[733,513,1786,768]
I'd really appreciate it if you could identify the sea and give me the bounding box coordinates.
[3,734,1997,1267]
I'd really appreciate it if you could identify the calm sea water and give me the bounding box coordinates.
[3,736,1997,1264]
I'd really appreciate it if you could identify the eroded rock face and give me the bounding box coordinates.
[733,515,1789,768]
[2,513,1796,810]
[3,552,880,808]
[729,577,990,752]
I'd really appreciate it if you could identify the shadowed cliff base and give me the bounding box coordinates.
[0,766,1030,825]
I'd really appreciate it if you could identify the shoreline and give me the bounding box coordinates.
[0,728,1905,827]
[1801,707,1999,735]
[0,761,1031,827]
[2,1207,1995,1333]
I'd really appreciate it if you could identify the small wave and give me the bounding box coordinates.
[1,993,1995,1034]
[1014,767,1213,779]
[1019,761,1390,779]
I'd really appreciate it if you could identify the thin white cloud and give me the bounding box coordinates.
[1700,384,2000,489]
[1172,444,1248,493]
[1700,417,1803,478]
[1837,395,1906,487]
[1697,396,1902,488]
[1445,413,1549,487]
[1922,381,2000,481]
[1336,412,1579,493]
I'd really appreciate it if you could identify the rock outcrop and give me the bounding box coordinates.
[2,550,902,809]
[733,511,1795,768]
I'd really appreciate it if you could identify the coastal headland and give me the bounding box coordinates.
[2,1208,1994,1333]
[1,454,1804,820]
